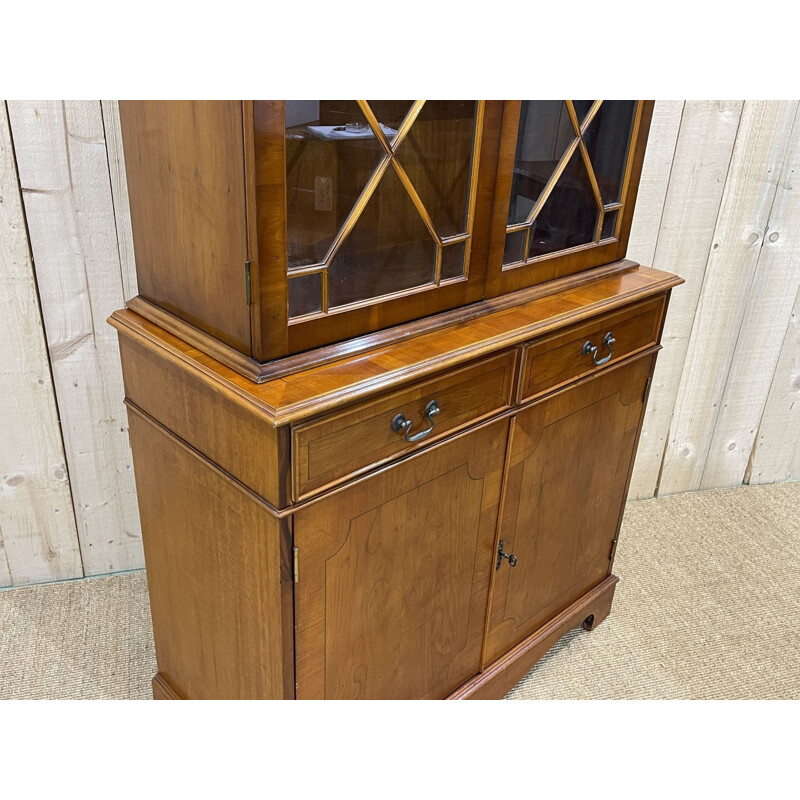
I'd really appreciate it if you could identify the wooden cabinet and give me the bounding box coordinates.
[110,99,682,700]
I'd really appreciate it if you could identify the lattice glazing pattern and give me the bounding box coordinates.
[503,100,638,267]
[285,101,482,319]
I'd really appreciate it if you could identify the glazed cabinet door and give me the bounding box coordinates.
[293,419,509,699]
[251,101,503,358]
[485,101,653,296]
[484,354,654,664]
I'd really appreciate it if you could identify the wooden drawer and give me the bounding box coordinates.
[517,296,665,403]
[292,351,517,500]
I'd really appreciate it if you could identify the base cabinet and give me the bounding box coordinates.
[484,356,653,664]
[293,420,509,699]
[112,266,681,700]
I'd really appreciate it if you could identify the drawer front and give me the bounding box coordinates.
[518,296,665,403]
[293,351,517,500]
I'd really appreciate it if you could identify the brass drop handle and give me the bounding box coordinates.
[391,400,440,443]
[582,331,616,366]
[496,540,518,570]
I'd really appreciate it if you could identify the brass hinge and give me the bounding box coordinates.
[245,260,252,305]
[293,546,299,583]
[609,536,619,562]
[642,375,653,404]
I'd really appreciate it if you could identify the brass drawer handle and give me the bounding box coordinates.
[391,400,440,443]
[582,331,616,366]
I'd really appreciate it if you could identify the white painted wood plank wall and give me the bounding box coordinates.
[0,99,798,587]
[627,101,744,498]
[7,101,142,577]
[0,105,83,585]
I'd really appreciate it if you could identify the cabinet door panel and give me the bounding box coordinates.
[485,355,654,664]
[294,419,508,699]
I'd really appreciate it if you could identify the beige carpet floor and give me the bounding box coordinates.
[1,482,798,700]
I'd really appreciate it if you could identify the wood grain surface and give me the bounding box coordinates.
[110,264,681,426]
[118,101,252,353]
[127,407,290,700]
[485,355,654,664]
[517,295,664,402]
[293,419,509,699]
[292,350,516,499]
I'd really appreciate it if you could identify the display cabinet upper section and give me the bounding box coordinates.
[118,100,653,380]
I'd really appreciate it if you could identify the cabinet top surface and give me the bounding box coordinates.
[110,263,682,426]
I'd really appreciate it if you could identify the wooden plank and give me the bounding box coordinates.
[748,282,800,484]
[627,101,744,499]
[658,101,798,496]
[0,537,10,589]
[626,100,684,267]
[702,106,800,487]
[100,100,138,301]
[7,100,143,575]
[0,516,10,588]
[0,102,83,586]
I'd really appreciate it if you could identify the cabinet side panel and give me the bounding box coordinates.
[118,101,252,354]
[127,408,288,699]
[117,331,287,507]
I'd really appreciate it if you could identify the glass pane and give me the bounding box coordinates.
[441,241,466,280]
[571,101,594,125]
[528,148,599,258]
[288,272,322,318]
[503,229,527,265]
[582,100,637,204]
[395,101,477,238]
[508,101,576,225]
[285,101,384,269]
[328,167,436,308]
[601,209,619,240]
[367,101,414,143]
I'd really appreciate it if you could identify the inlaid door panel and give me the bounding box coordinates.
[293,419,509,699]
[484,354,654,665]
